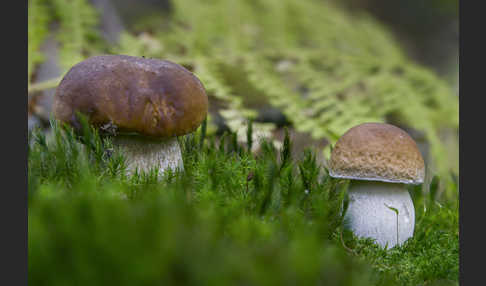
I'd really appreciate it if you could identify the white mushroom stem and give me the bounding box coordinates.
[343,180,415,248]
[111,135,184,178]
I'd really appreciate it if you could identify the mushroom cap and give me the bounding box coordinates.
[328,123,425,184]
[53,55,208,137]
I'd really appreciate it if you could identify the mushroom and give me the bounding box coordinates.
[53,55,208,177]
[328,123,425,248]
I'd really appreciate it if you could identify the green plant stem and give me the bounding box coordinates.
[28,76,63,94]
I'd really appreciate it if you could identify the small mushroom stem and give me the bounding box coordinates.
[111,134,184,178]
[343,180,415,248]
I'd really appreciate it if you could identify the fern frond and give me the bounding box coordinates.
[50,0,103,73]
[29,0,458,179]
[28,0,50,86]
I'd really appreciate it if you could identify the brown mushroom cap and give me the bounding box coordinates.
[328,123,425,184]
[53,55,208,137]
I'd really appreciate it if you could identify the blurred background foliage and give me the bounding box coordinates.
[28,0,458,191]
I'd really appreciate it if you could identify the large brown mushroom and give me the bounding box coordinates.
[53,55,208,176]
[329,123,425,248]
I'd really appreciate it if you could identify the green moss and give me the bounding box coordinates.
[28,122,458,285]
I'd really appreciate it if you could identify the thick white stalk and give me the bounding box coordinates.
[112,135,183,178]
[343,180,415,248]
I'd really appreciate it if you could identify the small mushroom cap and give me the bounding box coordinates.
[53,55,208,137]
[328,123,425,184]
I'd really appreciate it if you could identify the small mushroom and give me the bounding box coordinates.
[328,123,425,248]
[53,55,208,177]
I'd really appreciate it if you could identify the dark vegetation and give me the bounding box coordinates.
[28,119,458,285]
